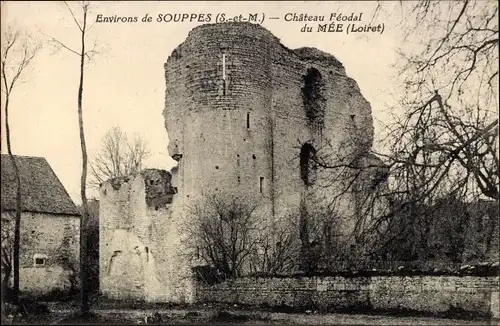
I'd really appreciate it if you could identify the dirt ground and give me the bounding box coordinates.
[39,305,499,325]
[3,299,498,325]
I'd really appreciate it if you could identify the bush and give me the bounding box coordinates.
[243,261,499,278]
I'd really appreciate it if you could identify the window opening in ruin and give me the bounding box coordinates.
[247,113,250,129]
[300,143,317,186]
[237,154,240,167]
[237,176,241,184]
[252,154,256,160]
[302,68,326,128]
[260,177,264,193]
[215,165,219,169]
[33,254,47,267]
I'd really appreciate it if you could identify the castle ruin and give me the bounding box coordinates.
[100,22,387,303]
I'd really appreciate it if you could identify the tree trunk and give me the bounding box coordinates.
[299,195,312,274]
[4,92,22,305]
[2,262,12,300]
[78,7,90,316]
[1,261,12,317]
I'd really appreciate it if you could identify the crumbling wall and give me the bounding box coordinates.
[164,23,378,248]
[100,22,385,303]
[99,170,194,303]
[271,45,374,240]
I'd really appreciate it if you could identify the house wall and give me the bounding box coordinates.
[1,211,80,295]
[196,275,500,318]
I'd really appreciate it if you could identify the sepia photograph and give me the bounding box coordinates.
[1,1,498,324]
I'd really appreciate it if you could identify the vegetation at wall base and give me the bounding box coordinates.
[244,263,499,278]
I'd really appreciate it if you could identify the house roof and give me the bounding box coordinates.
[1,155,80,216]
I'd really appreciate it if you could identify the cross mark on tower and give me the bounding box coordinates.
[222,53,227,81]
[222,53,227,95]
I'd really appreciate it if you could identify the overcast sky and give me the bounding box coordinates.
[1,1,403,204]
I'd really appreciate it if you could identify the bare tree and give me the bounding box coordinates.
[310,100,497,264]
[376,0,498,201]
[182,194,260,279]
[1,215,15,299]
[46,1,98,315]
[90,126,150,187]
[84,199,100,297]
[369,1,498,253]
[293,125,391,269]
[1,26,39,304]
[302,1,499,266]
[337,0,500,264]
[251,220,300,275]
[184,193,335,277]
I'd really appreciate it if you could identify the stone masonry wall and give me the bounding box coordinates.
[163,22,381,248]
[101,22,390,302]
[99,170,195,303]
[1,211,80,295]
[196,275,500,318]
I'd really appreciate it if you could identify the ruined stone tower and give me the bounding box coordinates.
[100,22,385,303]
[164,22,379,236]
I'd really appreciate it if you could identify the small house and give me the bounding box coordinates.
[1,155,80,296]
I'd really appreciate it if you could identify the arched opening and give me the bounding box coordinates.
[300,143,317,186]
[302,68,326,128]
